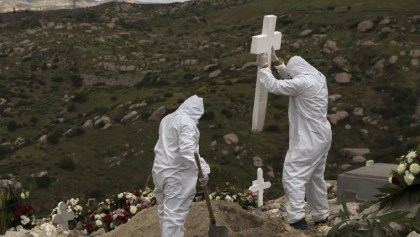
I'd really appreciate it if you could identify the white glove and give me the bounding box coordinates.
[256,52,269,68]
[271,47,279,62]
[199,174,209,187]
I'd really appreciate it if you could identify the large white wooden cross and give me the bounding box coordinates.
[248,168,271,208]
[250,15,282,133]
[52,201,75,231]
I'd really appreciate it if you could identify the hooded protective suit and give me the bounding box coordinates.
[258,56,332,224]
[152,95,210,237]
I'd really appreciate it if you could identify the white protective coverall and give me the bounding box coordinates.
[258,56,332,224]
[152,95,210,237]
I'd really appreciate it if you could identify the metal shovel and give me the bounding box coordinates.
[194,153,229,237]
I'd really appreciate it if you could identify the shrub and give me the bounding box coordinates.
[56,157,75,171]
[35,176,52,188]
[221,108,232,118]
[73,92,89,104]
[7,121,19,132]
[47,128,64,144]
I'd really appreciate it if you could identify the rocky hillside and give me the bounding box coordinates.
[0,0,419,216]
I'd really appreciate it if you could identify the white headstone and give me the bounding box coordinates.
[250,15,282,133]
[52,201,75,231]
[248,168,271,207]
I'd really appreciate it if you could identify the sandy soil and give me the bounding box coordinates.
[98,200,304,237]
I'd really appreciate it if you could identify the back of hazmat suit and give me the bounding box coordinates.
[258,56,332,224]
[152,95,210,237]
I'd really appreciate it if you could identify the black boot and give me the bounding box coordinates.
[290,218,309,230]
[314,217,328,225]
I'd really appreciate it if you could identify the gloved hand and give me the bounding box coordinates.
[199,174,209,187]
[256,52,269,68]
[271,47,284,65]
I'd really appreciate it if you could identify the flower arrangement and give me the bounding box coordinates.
[377,148,420,209]
[208,183,267,209]
[389,150,420,187]
[81,188,156,234]
[9,190,35,230]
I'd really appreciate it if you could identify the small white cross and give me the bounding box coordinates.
[248,168,271,208]
[250,15,282,133]
[52,201,75,231]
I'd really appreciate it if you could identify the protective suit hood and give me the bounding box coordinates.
[286,56,320,78]
[176,95,204,124]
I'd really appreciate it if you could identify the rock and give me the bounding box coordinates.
[203,63,218,72]
[334,72,351,84]
[336,111,349,120]
[345,124,351,129]
[47,22,56,28]
[83,119,93,128]
[407,231,420,237]
[54,24,64,30]
[266,166,275,178]
[328,94,342,101]
[366,59,385,77]
[121,111,138,123]
[0,98,7,105]
[352,155,367,163]
[291,41,300,49]
[128,101,147,109]
[340,148,370,157]
[242,62,257,70]
[323,40,338,53]
[38,135,48,143]
[210,140,217,147]
[253,156,263,168]
[106,23,115,28]
[332,56,347,67]
[388,55,398,64]
[360,40,377,46]
[379,17,391,25]
[208,69,221,78]
[318,225,332,235]
[149,106,166,122]
[353,107,363,116]
[411,59,419,66]
[223,133,239,145]
[409,49,420,58]
[299,29,312,37]
[357,20,374,32]
[340,164,352,170]
[360,129,369,137]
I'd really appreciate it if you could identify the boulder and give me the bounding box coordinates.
[352,155,367,163]
[409,49,420,58]
[340,148,370,157]
[299,29,313,37]
[223,133,239,145]
[323,40,338,53]
[328,94,342,102]
[357,20,374,32]
[149,106,166,122]
[37,135,48,143]
[208,69,221,78]
[253,156,263,168]
[411,59,419,67]
[334,72,351,84]
[388,55,398,64]
[360,129,369,136]
[83,119,93,128]
[379,17,391,25]
[121,111,138,123]
[353,107,363,116]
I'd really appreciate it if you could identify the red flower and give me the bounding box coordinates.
[132,189,141,197]
[14,210,22,218]
[103,214,111,223]
[90,213,95,221]
[16,202,23,208]
[118,215,128,223]
[24,205,33,213]
[85,223,94,232]
[124,206,130,213]
[391,176,400,185]
[263,195,268,202]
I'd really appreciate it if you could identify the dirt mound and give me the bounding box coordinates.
[99,200,287,237]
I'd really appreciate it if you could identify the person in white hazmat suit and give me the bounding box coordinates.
[257,49,332,230]
[152,95,211,237]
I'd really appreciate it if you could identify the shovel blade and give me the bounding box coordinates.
[209,223,229,237]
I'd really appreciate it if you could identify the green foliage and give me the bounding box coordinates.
[221,108,232,118]
[6,120,19,132]
[73,92,89,104]
[56,157,75,171]
[47,127,64,144]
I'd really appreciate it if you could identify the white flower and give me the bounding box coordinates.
[215,196,221,200]
[224,195,232,202]
[95,220,103,227]
[406,151,417,160]
[126,193,135,199]
[95,214,102,220]
[232,194,237,201]
[397,163,406,174]
[404,172,415,185]
[147,192,154,199]
[388,176,393,184]
[409,163,420,175]
[75,205,83,211]
[130,205,137,214]
[118,193,124,199]
[20,191,29,199]
[20,215,30,225]
[105,198,110,203]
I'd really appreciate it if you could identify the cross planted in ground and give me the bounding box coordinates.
[250,15,282,132]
